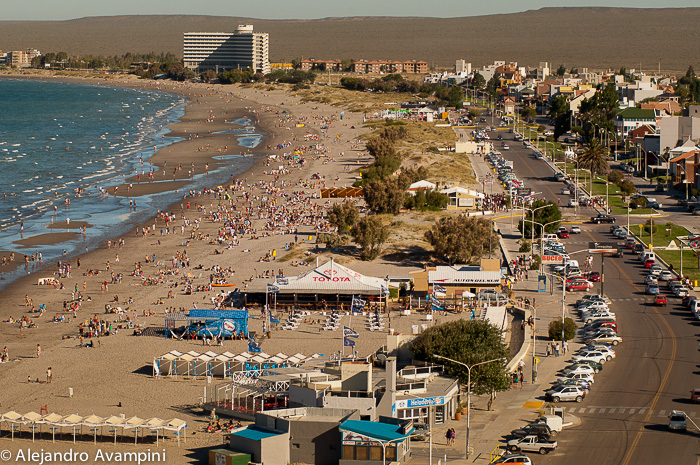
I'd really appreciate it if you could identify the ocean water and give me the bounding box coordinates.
[0,78,261,286]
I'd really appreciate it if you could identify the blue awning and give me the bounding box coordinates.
[230,426,282,441]
[339,420,414,442]
[189,309,248,320]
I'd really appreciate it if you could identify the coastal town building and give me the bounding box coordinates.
[183,25,270,74]
[7,49,41,68]
[299,58,428,74]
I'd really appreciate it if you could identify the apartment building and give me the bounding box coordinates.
[183,25,270,74]
[8,49,41,68]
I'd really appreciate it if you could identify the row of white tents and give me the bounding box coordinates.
[0,411,187,445]
[152,350,321,378]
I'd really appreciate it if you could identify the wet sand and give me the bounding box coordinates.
[13,232,81,247]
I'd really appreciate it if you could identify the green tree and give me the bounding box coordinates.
[521,106,536,121]
[200,69,217,83]
[486,73,501,97]
[619,179,636,197]
[467,109,481,121]
[471,72,486,90]
[352,216,389,260]
[607,170,623,185]
[291,58,300,70]
[517,200,562,238]
[411,319,510,398]
[363,179,405,215]
[577,139,610,178]
[555,65,566,77]
[447,85,464,108]
[317,233,350,249]
[548,317,577,342]
[328,202,359,235]
[424,216,496,265]
[549,95,571,140]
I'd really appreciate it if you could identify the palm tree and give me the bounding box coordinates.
[577,139,609,179]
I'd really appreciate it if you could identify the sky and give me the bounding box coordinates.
[4,0,699,21]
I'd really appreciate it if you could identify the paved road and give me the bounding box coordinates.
[530,223,699,465]
[490,138,700,463]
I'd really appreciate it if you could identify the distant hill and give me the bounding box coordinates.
[2,8,699,73]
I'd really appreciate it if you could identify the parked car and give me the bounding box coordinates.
[510,422,555,440]
[507,435,558,455]
[545,385,587,403]
[565,360,603,373]
[577,294,611,305]
[571,350,609,364]
[492,454,533,464]
[557,372,595,385]
[562,364,597,376]
[567,279,593,292]
[580,346,616,360]
[583,312,616,325]
[553,378,592,391]
[584,321,617,334]
[585,333,622,346]
[587,271,601,282]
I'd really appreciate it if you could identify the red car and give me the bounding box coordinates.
[588,271,601,282]
[566,279,593,292]
[644,259,656,268]
[655,295,667,306]
[558,229,570,239]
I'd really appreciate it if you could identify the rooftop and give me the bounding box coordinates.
[230,426,283,441]
[340,419,414,442]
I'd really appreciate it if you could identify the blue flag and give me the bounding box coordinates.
[343,326,359,338]
[248,336,261,353]
[344,337,356,347]
[351,296,366,313]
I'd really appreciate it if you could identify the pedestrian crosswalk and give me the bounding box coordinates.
[560,406,695,417]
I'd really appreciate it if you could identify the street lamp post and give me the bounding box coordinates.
[432,355,506,459]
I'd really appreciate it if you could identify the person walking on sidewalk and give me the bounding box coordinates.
[546,343,552,357]
[554,342,560,357]
[563,340,568,355]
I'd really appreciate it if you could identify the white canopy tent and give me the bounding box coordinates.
[0,411,187,446]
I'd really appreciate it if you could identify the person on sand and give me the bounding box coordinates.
[36,344,41,358]
[47,367,52,384]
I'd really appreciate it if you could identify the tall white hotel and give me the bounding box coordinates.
[183,25,270,74]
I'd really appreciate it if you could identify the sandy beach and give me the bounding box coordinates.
[0,73,468,463]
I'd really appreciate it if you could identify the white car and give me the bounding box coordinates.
[675,287,690,298]
[644,275,658,285]
[577,294,611,305]
[562,364,596,376]
[649,265,662,276]
[570,226,581,234]
[571,351,608,364]
[557,372,595,385]
[585,333,622,346]
[588,346,616,360]
[659,270,674,281]
[577,301,610,312]
[545,385,586,403]
[583,312,616,325]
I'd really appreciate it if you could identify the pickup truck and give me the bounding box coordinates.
[591,214,616,224]
[507,435,558,455]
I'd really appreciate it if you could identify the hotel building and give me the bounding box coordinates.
[183,25,270,74]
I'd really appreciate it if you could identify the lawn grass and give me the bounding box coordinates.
[633,222,690,249]
[654,249,700,283]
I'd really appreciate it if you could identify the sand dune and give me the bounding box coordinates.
[2,7,699,72]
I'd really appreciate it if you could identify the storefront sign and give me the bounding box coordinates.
[458,197,474,207]
[393,395,446,410]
